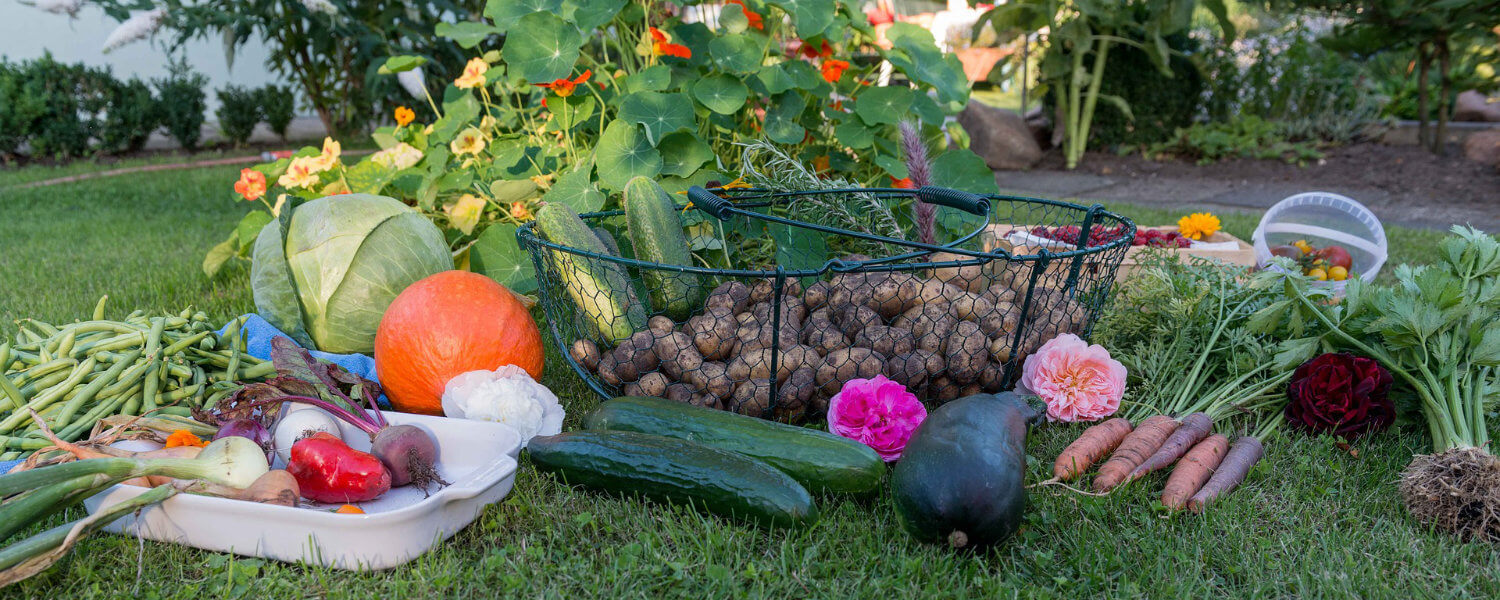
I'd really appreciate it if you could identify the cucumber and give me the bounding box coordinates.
[535,203,647,343]
[591,226,621,256]
[528,430,818,529]
[622,177,702,320]
[584,396,885,494]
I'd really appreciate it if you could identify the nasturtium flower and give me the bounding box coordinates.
[725,0,763,30]
[455,57,489,89]
[510,201,532,221]
[311,137,341,171]
[649,27,692,59]
[811,155,830,173]
[801,39,833,59]
[889,176,914,189]
[821,59,850,83]
[394,106,415,126]
[164,429,208,448]
[538,69,592,98]
[450,127,486,155]
[370,142,423,170]
[234,168,267,202]
[447,194,487,235]
[277,156,321,189]
[1177,212,1221,240]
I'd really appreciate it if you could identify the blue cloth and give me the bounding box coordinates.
[0,460,18,473]
[218,314,380,383]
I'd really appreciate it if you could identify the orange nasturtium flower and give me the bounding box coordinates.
[509,201,532,221]
[811,155,831,174]
[821,59,850,83]
[164,429,208,448]
[234,168,266,202]
[335,504,365,514]
[455,57,489,89]
[890,176,914,189]
[394,106,415,126]
[537,69,592,98]
[725,0,763,30]
[801,39,833,59]
[649,27,692,59]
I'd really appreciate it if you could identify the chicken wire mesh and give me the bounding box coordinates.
[516,185,1135,424]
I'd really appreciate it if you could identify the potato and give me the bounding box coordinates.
[802,319,849,356]
[569,339,601,371]
[624,372,671,398]
[731,378,773,417]
[928,376,964,402]
[977,302,1019,337]
[927,251,994,293]
[945,321,988,384]
[803,280,830,310]
[648,315,676,333]
[611,331,660,381]
[751,297,806,329]
[687,361,734,398]
[869,273,916,318]
[989,335,1015,364]
[885,349,943,389]
[691,391,724,410]
[826,272,877,311]
[664,382,696,404]
[816,347,886,397]
[705,281,751,314]
[853,324,916,357]
[729,344,816,383]
[653,331,704,380]
[596,352,623,386]
[979,362,1005,392]
[949,291,996,322]
[895,303,956,353]
[773,366,817,423]
[833,304,880,338]
[982,283,1019,307]
[688,306,737,360]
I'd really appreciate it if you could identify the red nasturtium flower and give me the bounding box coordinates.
[801,39,833,59]
[234,168,266,202]
[821,59,850,83]
[650,27,692,59]
[890,176,914,189]
[829,99,844,111]
[538,69,592,97]
[1285,353,1396,438]
[811,155,830,173]
[725,0,763,30]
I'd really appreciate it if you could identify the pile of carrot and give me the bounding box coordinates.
[1046,413,1265,512]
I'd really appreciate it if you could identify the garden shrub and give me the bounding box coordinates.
[260,84,296,140]
[154,60,208,151]
[215,84,262,147]
[1147,115,1323,165]
[1084,33,1206,147]
[98,78,159,154]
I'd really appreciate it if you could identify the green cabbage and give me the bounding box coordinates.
[251,194,452,354]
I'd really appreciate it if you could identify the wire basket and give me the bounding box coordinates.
[516,185,1135,424]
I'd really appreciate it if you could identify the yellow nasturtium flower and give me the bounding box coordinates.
[509,201,532,221]
[277,156,321,189]
[455,57,488,89]
[447,194,486,235]
[312,137,342,171]
[450,127,486,155]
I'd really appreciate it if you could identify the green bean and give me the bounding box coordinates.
[51,350,140,428]
[0,342,11,373]
[52,329,78,358]
[160,331,211,356]
[223,324,242,383]
[0,436,49,450]
[138,318,167,414]
[12,357,77,384]
[79,331,146,356]
[94,350,194,379]
[58,384,140,442]
[24,319,59,338]
[0,451,18,461]
[16,328,42,345]
[153,405,194,418]
[58,321,143,336]
[95,357,151,400]
[13,371,70,402]
[92,295,109,320]
[161,382,203,403]
[0,358,97,433]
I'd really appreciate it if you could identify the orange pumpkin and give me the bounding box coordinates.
[375,270,544,415]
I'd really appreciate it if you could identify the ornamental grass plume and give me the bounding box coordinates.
[101,8,165,53]
[899,121,936,244]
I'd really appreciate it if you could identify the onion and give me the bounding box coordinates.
[215,419,272,462]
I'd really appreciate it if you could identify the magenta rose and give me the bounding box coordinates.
[1285,353,1395,438]
[827,375,926,462]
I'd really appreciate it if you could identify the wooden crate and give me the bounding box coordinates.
[984,225,1256,281]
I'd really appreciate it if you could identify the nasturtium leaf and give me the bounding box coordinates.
[431,91,480,141]
[435,170,474,193]
[435,22,501,48]
[623,65,672,93]
[719,5,749,33]
[930,149,996,194]
[692,75,749,115]
[618,91,696,145]
[834,120,874,149]
[708,33,764,74]
[379,55,427,74]
[485,0,566,32]
[370,129,398,150]
[544,164,606,213]
[343,160,396,194]
[487,137,533,174]
[203,236,237,277]
[874,154,908,179]
[855,86,914,126]
[551,93,596,131]
[562,0,625,31]
[770,221,828,273]
[658,131,713,177]
[235,210,274,256]
[469,223,537,293]
[911,92,945,125]
[781,60,823,90]
[658,168,724,195]
[769,0,835,38]
[885,23,970,105]
[763,92,807,145]
[502,13,583,83]
[755,65,796,95]
[595,120,661,190]
[489,179,540,201]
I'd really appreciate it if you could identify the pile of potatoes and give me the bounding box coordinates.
[569,257,1087,423]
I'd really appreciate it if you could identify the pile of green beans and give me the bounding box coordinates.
[0,298,271,460]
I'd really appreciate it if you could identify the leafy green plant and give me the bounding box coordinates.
[1147,115,1324,165]
[98,78,159,154]
[215,85,263,147]
[153,59,208,151]
[1078,32,1205,148]
[259,84,296,141]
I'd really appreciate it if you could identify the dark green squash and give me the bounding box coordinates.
[890,392,1041,548]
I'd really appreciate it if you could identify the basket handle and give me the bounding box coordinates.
[916,186,990,216]
[686,186,735,220]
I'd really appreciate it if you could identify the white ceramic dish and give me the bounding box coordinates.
[83,411,521,570]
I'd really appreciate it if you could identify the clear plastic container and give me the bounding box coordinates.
[1252,192,1387,288]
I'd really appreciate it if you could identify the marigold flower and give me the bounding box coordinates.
[649,27,692,59]
[509,201,532,221]
[455,57,489,89]
[447,194,487,235]
[277,156,321,189]
[1177,212,1221,240]
[821,58,850,83]
[164,429,208,448]
[725,0,763,30]
[234,168,266,202]
[538,69,592,98]
[450,127,486,155]
[394,106,415,126]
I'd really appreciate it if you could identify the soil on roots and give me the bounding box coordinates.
[1399,447,1500,543]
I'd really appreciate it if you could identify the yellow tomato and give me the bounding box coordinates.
[1329,266,1349,281]
[1307,268,1328,281]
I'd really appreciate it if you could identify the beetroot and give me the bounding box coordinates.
[288,433,392,503]
[371,424,443,489]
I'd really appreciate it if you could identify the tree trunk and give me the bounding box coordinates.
[1416,42,1431,149]
[1434,36,1452,156]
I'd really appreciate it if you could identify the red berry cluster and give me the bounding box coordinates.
[1133,228,1193,248]
[1031,226,1190,248]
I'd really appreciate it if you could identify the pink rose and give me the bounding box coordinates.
[1019,333,1126,423]
[827,375,926,461]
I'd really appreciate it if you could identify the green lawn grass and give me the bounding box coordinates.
[0,165,1495,599]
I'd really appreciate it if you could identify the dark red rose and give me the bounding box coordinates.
[1285,353,1395,438]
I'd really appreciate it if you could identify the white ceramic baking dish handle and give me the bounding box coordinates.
[441,454,517,503]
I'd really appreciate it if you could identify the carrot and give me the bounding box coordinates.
[1187,436,1264,513]
[1052,417,1133,481]
[1161,434,1229,510]
[1124,412,1212,484]
[1092,415,1179,493]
